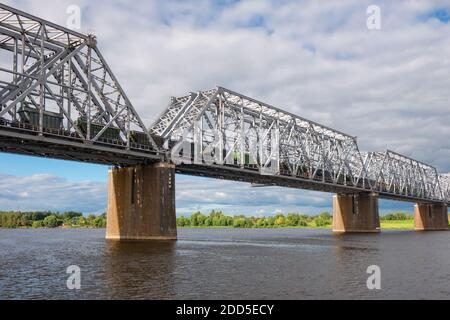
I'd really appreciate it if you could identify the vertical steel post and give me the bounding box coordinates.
[126,107,131,149]
[39,24,44,134]
[12,37,18,120]
[20,33,25,113]
[87,45,92,140]
[67,59,72,130]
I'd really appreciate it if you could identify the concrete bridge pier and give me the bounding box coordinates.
[106,163,177,240]
[332,193,381,233]
[414,203,449,231]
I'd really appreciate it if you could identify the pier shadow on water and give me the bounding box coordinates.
[103,240,177,299]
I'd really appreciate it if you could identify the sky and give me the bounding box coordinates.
[0,0,449,216]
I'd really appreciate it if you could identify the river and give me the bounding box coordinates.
[0,228,449,299]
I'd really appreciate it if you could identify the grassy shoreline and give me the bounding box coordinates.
[0,219,439,231]
[380,219,415,230]
[178,219,418,230]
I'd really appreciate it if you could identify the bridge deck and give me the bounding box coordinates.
[176,163,446,204]
[0,120,162,165]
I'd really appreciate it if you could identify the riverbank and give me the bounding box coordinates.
[380,219,415,230]
[178,219,419,230]
[176,211,441,230]
[1,211,447,230]
[0,221,419,230]
[0,211,106,229]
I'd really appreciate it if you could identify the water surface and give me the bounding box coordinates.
[0,228,449,299]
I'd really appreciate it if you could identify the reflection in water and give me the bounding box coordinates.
[330,234,382,297]
[0,228,449,299]
[104,240,177,299]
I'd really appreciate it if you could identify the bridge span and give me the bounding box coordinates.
[0,4,448,240]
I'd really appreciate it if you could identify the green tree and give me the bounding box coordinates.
[217,215,228,226]
[256,218,266,227]
[86,214,96,226]
[286,213,300,226]
[190,212,206,226]
[274,214,286,227]
[313,212,332,227]
[78,216,87,227]
[177,216,188,227]
[62,211,82,220]
[233,217,247,228]
[298,220,308,227]
[43,215,59,228]
[266,216,275,227]
[318,212,332,220]
[32,220,43,228]
[211,211,227,226]
[382,212,410,221]
[18,214,31,227]
[93,216,106,228]
[204,218,213,226]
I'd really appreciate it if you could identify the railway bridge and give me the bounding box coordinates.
[0,4,448,240]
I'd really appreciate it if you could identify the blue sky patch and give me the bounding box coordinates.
[423,8,450,24]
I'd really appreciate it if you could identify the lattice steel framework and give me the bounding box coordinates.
[363,150,447,202]
[152,87,450,204]
[0,4,160,165]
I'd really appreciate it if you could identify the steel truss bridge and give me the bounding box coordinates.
[0,3,449,205]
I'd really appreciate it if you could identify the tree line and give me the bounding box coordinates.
[177,210,417,228]
[0,210,418,229]
[176,210,333,228]
[0,211,106,228]
[380,212,412,220]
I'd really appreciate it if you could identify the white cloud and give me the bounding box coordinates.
[0,171,415,215]
[0,173,106,213]
[175,175,415,216]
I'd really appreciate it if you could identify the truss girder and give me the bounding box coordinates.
[154,87,449,204]
[364,150,448,202]
[0,3,159,154]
